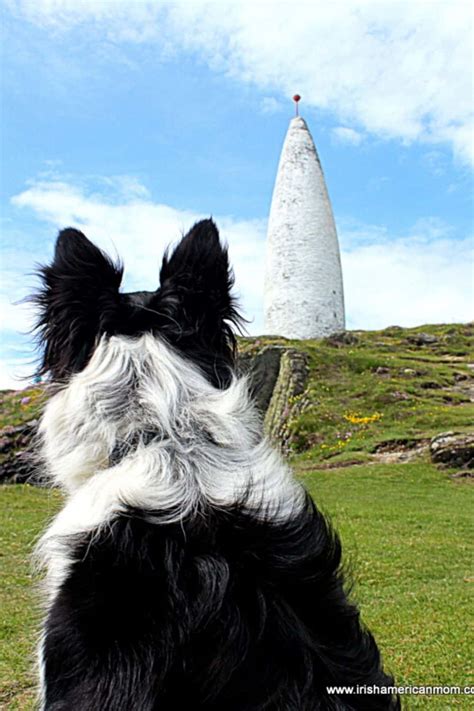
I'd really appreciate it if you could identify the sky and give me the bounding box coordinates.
[1,0,473,388]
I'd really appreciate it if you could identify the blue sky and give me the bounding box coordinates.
[1,0,473,388]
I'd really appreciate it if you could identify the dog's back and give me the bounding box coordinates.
[35,221,399,710]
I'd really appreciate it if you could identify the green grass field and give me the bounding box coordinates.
[1,462,472,709]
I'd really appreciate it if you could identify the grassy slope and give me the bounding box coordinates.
[241,322,474,463]
[1,323,473,709]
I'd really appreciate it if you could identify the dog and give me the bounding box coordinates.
[34,219,399,710]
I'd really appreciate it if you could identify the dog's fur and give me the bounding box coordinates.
[34,220,399,710]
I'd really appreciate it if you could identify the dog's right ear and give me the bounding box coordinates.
[34,228,123,380]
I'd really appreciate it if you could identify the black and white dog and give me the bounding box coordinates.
[34,220,399,710]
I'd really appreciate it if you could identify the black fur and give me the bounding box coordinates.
[34,219,243,387]
[37,222,399,710]
[34,228,124,381]
[43,497,399,710]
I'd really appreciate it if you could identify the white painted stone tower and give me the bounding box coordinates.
[263,110,345,339]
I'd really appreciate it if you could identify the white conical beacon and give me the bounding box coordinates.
[264,96,345,339]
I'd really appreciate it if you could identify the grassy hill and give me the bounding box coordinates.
[1,323,473,708]
[241,322,473,465]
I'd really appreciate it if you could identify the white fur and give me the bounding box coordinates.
[36,334,304,602]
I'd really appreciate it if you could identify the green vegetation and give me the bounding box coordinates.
[0,485,61,710]
[1,466,472,709]
[0,389,46,429]
[1,323,473,708]
[242,322,474,464]
[299,462,474,709]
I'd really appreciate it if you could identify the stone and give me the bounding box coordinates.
[238,346,284,415]
[374,366,391,375]
[325,331,358,347]
[430,432,474,469]
[0,419,40,484]
[449,470,473,480]
[391,391,410,401]
[407,333,438,346]
[263,349,310,452]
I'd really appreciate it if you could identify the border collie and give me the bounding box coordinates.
[34,220,399,710]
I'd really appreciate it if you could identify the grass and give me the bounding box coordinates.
[298,461,474,708]
[1,323,472,708]
[242,323,474,462]
[1,463,473,709]
[0,390,46,429]
[0,486,61,710]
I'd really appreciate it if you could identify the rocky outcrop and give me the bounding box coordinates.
[325,331,359,348]
[238,346,284,415]
[262,350,310,452]
[238,345,310,452]
[407,333,439,346]
[430,432,474,469]
[0,420,40,484]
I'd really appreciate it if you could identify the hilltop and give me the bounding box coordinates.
[241,321,474,470]
[1,322,473,482]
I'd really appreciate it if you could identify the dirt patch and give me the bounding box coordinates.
[371,438,430,463]
[295,459,370,472]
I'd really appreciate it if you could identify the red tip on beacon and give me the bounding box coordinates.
[293,94,301,116]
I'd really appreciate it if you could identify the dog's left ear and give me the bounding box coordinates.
[35,228,123,380]
[158,219,242,358]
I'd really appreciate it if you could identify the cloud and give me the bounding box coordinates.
[0,357,34,391]
[2,174,471,387]
[331,127,364,146]
[10,178,267,321]
[340,219,473,329]
[8,0,474,164]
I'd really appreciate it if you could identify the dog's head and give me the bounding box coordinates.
[34,219,242,388]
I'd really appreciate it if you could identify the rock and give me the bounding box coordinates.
[263,349,310,452]
[374,366,390,375]
[407,333,438,346]
[325,331,358,347]
[449,470,473,480]
[0,419,40,484]
[238,346,310,452]
[238,346,284,415]
[419,381,442,389]
[0,450,41,485]
[391,391,410,401]
[372,438,430,463]
[430,432,474,469]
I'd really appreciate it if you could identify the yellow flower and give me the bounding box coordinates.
[343,412,383,425]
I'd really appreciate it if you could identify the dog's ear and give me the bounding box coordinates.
[157,219,243,373]
[35,228,123,380]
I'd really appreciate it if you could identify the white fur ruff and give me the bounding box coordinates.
[36,334,304,602]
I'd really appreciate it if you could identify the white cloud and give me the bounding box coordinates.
[2,174,471,387]
[8,0,474,164]
[0,358,33,390]
[331,127,364,146]
[9,175,267,329]
[340,219,473,329]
